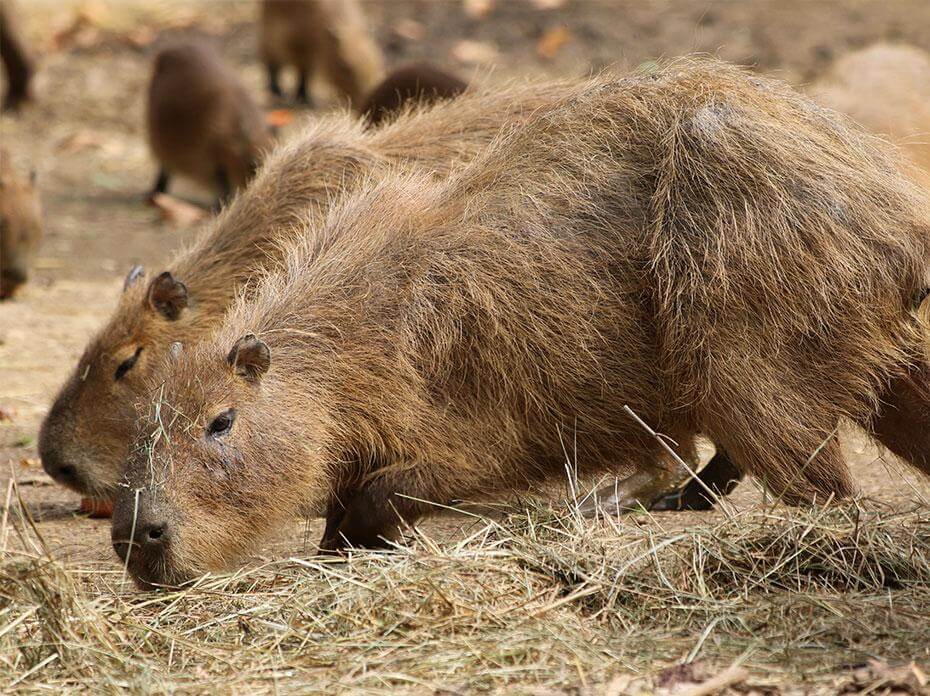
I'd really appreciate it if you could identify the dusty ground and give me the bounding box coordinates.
[2,1,930,693]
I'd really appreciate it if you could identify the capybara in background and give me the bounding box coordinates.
[1,149,43,299]
[38,78,587,503]
[361,63,468,128]
[111,60,930,588]
[0,3,34,111]
[146,42,273,202]
[811,43,930,187]
[653,42,930,512]
[260,0,384,107]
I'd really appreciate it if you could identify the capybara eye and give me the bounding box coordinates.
[206,408,237,439]
[114,347,143,381]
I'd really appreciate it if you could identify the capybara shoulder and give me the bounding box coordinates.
[361,63,468,128]
[146,41,272,199]
[0,149,43,299]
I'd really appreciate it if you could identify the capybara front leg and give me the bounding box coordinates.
[650,450,744,511]
[295,69,314,107]
[149,169,169,200]
[267,63,283,99]
[869,360,930,477]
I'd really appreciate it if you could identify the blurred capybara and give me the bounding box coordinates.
[0,3,34,111]
[146,42,273,201]
[811,43,930,187]
[655,42,930,511]
[38,78,586,503]
[111,60,930,588]
[260,0,383,107]
[361,63,468,127]
[0,150,43,299]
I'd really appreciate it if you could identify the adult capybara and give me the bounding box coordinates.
[111,60,930,588]
[0,4,34,111]
[1,150,43,299]
[260,0,383,107]
[146,42,272,202]
[361,64,468,128]
[654,43,930,511]
[38,78,586,502]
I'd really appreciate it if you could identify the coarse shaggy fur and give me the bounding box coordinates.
[146,42,273,197]
[38,77,590,501]
[0,148,43,299]
[260,0,383,107]
[114,58,930,588]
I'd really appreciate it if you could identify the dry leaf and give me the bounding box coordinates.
[531,0,566,8]
[266,109,295,128]
[19,457,40,468]
[0,406,13,422]
[122,26,157,49]
[537,25,571,60]
[463,0,495,20]
[393,18,425,42]
[451,40,498,65]
[151,193,208,228]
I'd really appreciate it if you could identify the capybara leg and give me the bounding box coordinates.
[149,170,169,199]
[213,167,232,210]
[318,479,426,552]
[0,16,33,111]
[576,447,688,518]
[267,63,283,99]
[295,69,313,107]
[650,450,745,511]
[869,360,930,477]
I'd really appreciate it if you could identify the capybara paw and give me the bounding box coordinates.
[648,487,716,512]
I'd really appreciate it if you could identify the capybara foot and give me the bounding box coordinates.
[576,470,676,518]
[649,451,744,511]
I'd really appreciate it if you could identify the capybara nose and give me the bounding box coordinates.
[112,518,172,563]
[40,448,81,489]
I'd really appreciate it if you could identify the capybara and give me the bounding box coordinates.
[260,0,383,107]
[654,43,930,511]
[38,78,587,503]
[0,4,34,111]
[146,42,273,202]
[0,149,43,299]
[361,63,468,128]
[111,60,930,588]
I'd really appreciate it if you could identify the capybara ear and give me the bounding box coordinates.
[147,271,188,320]
[123,265,145,291]
[226,334,271,383]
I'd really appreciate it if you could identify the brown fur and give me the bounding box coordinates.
[260,0,384,107]
[361,63,467,128]
[146,42,272,200]
[39,78,588,500]
[0,149,43,299]
[811,43,930,188]
[112,59,930,588]
[0,3,34,111]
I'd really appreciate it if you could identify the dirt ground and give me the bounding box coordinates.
[2,1,930,693]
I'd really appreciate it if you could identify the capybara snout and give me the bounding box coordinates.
[111,486,177,590]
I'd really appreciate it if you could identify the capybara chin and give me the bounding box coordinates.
[260,0,383,107]
[0,4,35,111]
[1,149,43,299]
[113,60,930,589]
[146,42,272,202]
[39,78,589,503]
[361,63,467,128]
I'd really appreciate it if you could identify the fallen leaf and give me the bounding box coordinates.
[536,25,571,60]
[451,39,498,65]
[56,129,107,154]
[463,0,495,20]
[266,109,295,128]
[19,458,40,468]
[531,0,566,8]
[151,193,208,228]
[0,406,13,422]
[392,18,425,42]
[122,26,157,49]
[80,497,114,518]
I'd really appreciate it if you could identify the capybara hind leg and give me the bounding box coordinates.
[295,69,314,107]
[149,170,169,200]
[650,450,744,511]
[318,480,426,552]
[267,63,283,99]
[576,448,688,518]
[869,361,930,477]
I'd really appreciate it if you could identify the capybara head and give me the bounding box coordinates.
[0,153,43,299]
[112,333,327,588]
[39,268,190,496]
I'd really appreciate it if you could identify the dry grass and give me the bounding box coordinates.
[2,486,929,695]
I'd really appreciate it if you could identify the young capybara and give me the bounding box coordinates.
[146,42,273,201]
[260,0,383,107]
[653,42,930,511]
[0,149,43,299]
[38,78,587,503]
[0,4,35,111]
[360,63,468,128]
[111,60,930,589]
